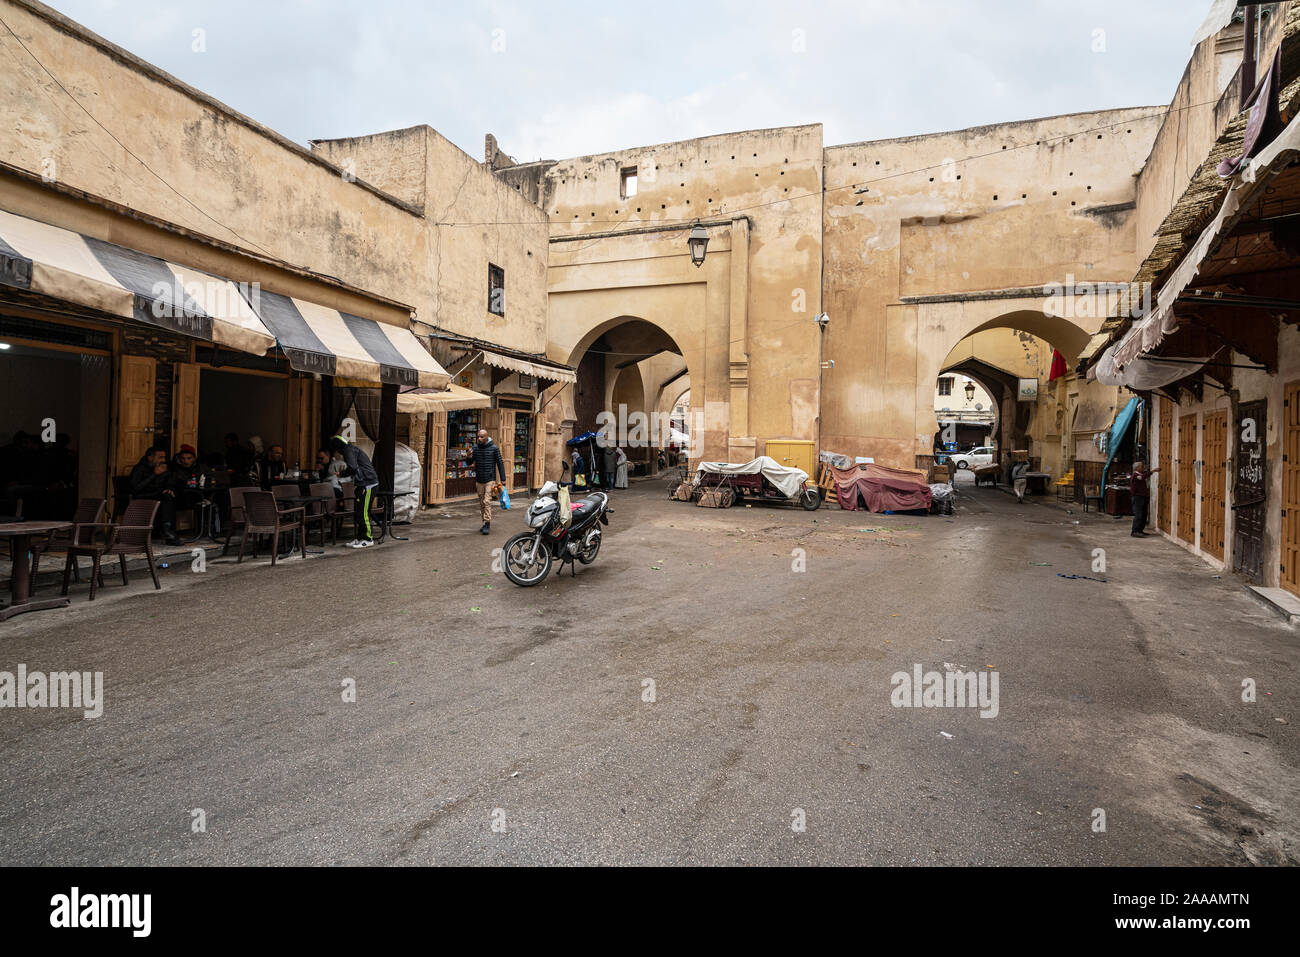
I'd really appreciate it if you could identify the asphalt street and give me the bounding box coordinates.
[0,476,1296,865]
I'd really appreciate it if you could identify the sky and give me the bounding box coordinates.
[44,0,1214,163]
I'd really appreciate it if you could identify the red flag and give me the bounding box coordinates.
[1048,349,1067,383]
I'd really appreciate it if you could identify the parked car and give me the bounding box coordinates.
[950,446,996,470]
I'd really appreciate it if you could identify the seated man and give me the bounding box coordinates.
[314,448,346,496]
[130,446,180,545]
[258,444,287,489]
[169,444,205,524]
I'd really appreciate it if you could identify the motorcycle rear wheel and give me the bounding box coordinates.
[503,532,552,586]
[577,530,601,564]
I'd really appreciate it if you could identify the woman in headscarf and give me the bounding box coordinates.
[614,446,629,489]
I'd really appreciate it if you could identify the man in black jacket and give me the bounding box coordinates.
[329,435,379,547]
[472,429,506,535]
[130,447,181,545]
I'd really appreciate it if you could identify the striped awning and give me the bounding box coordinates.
[475,348,577,384]
[0,207,449,388]
[0,207,275,356]
[254,290,449,388]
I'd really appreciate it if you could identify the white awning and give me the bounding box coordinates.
[396,383,492,413]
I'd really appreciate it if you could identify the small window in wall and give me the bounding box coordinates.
[488,263,505,316]
[620,167,638,199]
[938,376,953,397]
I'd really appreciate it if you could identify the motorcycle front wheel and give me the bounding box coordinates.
[502,532,553,586]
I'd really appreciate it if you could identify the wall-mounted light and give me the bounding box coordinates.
[688,223,709,267]
[964,380,976,402]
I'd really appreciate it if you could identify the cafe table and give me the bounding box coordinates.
[371,490,415,542]
[0,521,73,621]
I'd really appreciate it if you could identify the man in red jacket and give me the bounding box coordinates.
[1130,460,1160,537]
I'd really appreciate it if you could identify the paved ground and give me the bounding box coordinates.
[1,475,1296,865]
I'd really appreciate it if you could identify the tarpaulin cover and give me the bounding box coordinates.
[694,456,807,499]
[832,463,932,512]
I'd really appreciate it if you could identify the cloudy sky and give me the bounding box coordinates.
[48,0,1213,162]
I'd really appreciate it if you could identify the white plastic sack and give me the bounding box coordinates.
[352,437,421,523]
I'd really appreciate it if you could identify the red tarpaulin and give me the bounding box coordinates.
[831,463,932,512]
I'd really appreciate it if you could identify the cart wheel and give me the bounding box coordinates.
[799,488,821,511]
[720,488,735,508]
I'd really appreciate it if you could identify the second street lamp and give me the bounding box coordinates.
[688,223,709,267]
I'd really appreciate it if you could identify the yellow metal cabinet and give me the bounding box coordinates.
[765,440,816,477]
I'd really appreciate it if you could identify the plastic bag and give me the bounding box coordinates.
[500,487,511,510]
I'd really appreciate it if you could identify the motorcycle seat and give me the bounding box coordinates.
[570,496,602,522]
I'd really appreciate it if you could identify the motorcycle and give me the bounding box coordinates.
[501,476,612,586]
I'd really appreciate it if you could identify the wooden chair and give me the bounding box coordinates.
[221,487,258,556]
[30,497,106,593]
[1082,484,1103,513]
[237,490,303,565]
[61,499,160,601]
[305,482,335,547]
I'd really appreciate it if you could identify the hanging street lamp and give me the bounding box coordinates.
[688,222,709,267]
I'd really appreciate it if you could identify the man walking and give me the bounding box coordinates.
[472,429,506,535]
[1012,460,1029,503]
[1130,460,1159,537]
[329,435,379,547]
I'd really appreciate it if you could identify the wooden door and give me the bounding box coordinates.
[171,362,201,455]
[1177,414,1198,545]
[114,354,155,473]
[1234,400,1267,581]
[1157,399,1173,533]
[1201,411,1227,560]
[497,410,516,489]
[480,409,507,484]
[531,410,547,490]
[425,415,447,504]
[284,377,318,468]
[1283,382,1300,596]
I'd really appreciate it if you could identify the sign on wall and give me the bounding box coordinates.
[1017,378,1038,402]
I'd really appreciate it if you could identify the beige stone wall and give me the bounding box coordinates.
[312,127,550,351]
[822,108,1162,469]
[535,125,824,463]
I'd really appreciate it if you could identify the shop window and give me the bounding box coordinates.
[620,167,638,199]
[938,376,953,397]
[488,264,505,317]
